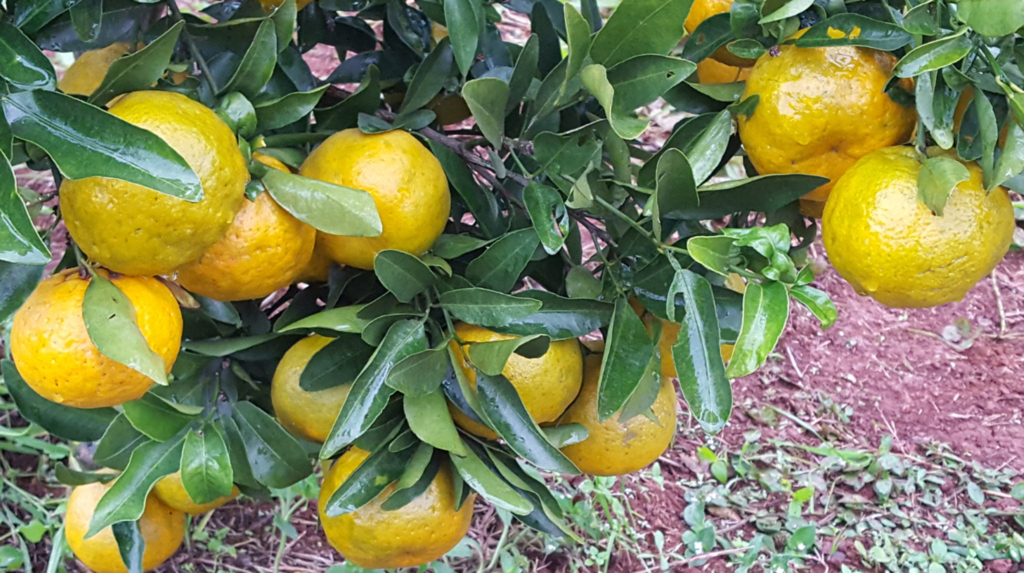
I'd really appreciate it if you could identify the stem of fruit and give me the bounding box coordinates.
[165,0,219,95]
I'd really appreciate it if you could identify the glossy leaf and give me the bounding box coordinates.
[670,269,731,434]
[122,394,195,441]
[0,261,44,323]
[381,450,441,511]
[674,174,830,220]
[685,110,732,185]
[374,250,436,303]
[404,389,468,455]
[401,38,456,113]
[468,334,551,377]
[759,0,813,24]
[0,21,57,90]
[386,345,450,397]
[321,320,427,457]
[507,34,539,114]
[440,288,542,327]
[88,21,184,107]
[686,235,736,276]
[495,290,612,339]
[680,12,732,64]
[790,285,837,329]
[427,140,504,238]
[433,234,494,259]
[2,359,116,442]
[993,118,1024,191]
[1,90,203,201]
[466,228,540,292]
[221,19,277,98]
[315,65,381,131]
[589,0,694,67]
[86,429,187,537]
[112,521,144,573]
[449,444,533,515]
[656,149,698,218]
[232,402,312,488]
[957,0,1024,37]
[263,168,382,237]
[94,415,149,471]
[598,297,654,421]
[0,152,49,264]
[55,464,118,486]
[180,423,234,505]
[277,305,368,334]
[476,373,580,473]
[83,272,167,386]
[533,130,602,177]
[462,78,509,149]
[216,417,260,489]
[542,424,589,448]
[69,0,103,44]
[324,447,405,516]
[300,334,374,392]
[183,334,280,357]
[893,32,972,79]
[254,85,330,132]
[725,281,790,379]
[445,0,481,76]
[794,14,912,50]
[582,64,649,139]
[917,155,969,216]
[524,183,569,255]
[561,3,593,100]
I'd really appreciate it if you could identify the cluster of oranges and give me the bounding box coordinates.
[690,0,1016,309]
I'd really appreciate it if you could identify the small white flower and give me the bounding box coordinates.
[777,567,785,573]
[797,543,806,551]
[694,542,703,554]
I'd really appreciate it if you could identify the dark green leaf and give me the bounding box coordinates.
[432,234,494,259]
[670,269,731,433]
[957,0,1024,37]
[524,183,569,255]
[263,168,382,236]
[315,65,381,132]
[903,2,940,36]
[466,228,540,292]
[589,0,694,67]
[684,109,731,184]
[55,463,118,486]
[278,305,368,334]
[542,424,589,448]
[725,281,789,379]
[83,273,167,386]
[507,34,539,114]
[231,402,312,489]
[656,149,698,218]
[444,0,482,76]
[324,447,405,516]
[180,423,233,505]
[449,445,533,514]
[86,428,186,537]
[0,21,57,90]
[392,442,434,490]
[439,288,542,327]
[300,334,374,392]
[221,20,277,98]
[494,290,612,339]
[112,521,144,573]
[270,0,297,54]
[401,39,456,113]
[893,32,972,79]
[598,297,654,421]
[94,415,148,471]
[680,12,732,63]
[69,0,103,44]
[0,153,49,264]
[532,130,602,177]
[183,334,280,357]
[618,326,662,422]
[0,261,43,323]
[427,140,504,238]
[476,372,580,473]
[1,90,203,201]
[386,345,450,397]
[993,117,1024,191]
[404,388,468,455]
[917,155,969,216]
[254,85,329,132]
[88,21,184,107]
[321,320,427,457]
[3,359,117,442]
[795,14,912,50]
[606,55,695,111]
[790,285,836,329]
[381,450,440,511]
[462,77,509,149]
[674,174,830,220]
[468,335,551,376]
[122,394,196,441]
[374,250,436,303]
[216,417,259,489]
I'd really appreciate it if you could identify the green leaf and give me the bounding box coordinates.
[122,394,195,442]
[582,64,650,140]
[112,521,145,573]
[993,118,1024,191]
[55,463,118,486]
[533,130,602,177]
[69,0,103,44]
[88,22,184,107]
[221,19,277,98]
[598,297,655,421]
[427,140,504,238]
[374,250,436,303]
[254,85,329,132]
[2,358,116,442]
[391,442,434,491]
[790,285,837,329]
[467,335,551,376]
[439,288,543,327]
[686,235,736,276]
[495,290,612,339]
[670,269,731,434]
[449,445,533,515]
[893,32,972,79]
[315,65,381,132]
[794,14,913,51]
[725,281,789,379]
[386,345,450,397]
[277,305,368,333]
[432,234,494,259]
[300,334,374,392]
[83,272,168,386]
[759,0,813,24]
[466,228,540,292]
[0,152,49,264]
[656,149,698,218]
[524,183,569,255]
[86,428,186,537]
[231,402,311,489]
[462,78,509,149]
[561,3,593,100]
[401,38,456,113]
[917,156,969,216]
[381,449,441,511]
[589,0,694,68]
[1,90,203,201]
[507,34,539,115]
[270,0,297,54]
[216,417,260,489]
[476,372,580,473]
[957,0,1024,37]
[618,327,663,422]
[542,424,589,448]
[565,265,602,299]
[180,423,234,505]
[606,55,695,112]
[94,415,149,471]
[444,0,481,76]
[324,447,405,516]
[321,320,427,457]
[183,334,281,357]
[680,12,732,64]
[0,21,57,90]
[684,110,732,185]
[404,389,468,455]
[676,174,830,220]
[262,168,382,237]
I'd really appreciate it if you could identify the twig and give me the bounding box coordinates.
[165,0,219,94]
[570,209,616,246]
[992,270,1008,336]
[786,346,804,379]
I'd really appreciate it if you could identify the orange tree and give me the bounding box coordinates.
[0,0,1021,569]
